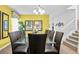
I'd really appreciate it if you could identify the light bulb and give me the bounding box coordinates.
[33,9,38,14]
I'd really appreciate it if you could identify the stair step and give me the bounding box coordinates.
[66,38,78,45]
[72,33,79,37]
[63,41,77,52]
[69,36,78,41]
[75,31,79,33]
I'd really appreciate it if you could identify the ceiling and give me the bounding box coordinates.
[9,5,72,16]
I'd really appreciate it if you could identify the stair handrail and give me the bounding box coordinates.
[62,19,75,30]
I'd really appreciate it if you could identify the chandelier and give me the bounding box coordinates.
[33,5,46,14]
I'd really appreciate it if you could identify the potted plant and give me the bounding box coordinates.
[18,21,26,43]
[18,21,25,31]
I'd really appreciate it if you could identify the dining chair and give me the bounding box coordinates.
[9,31,27,54]
[45,30,54,41]
[28,34,47,54]
[45,31,64,54]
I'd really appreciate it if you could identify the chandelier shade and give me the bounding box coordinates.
[33,5,46,14]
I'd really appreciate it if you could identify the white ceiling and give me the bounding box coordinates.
[9,5,72,16]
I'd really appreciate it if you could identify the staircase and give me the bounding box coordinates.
[63,31,79,53]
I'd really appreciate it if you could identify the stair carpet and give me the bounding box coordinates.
[63,31,79,53]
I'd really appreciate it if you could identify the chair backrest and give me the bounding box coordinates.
[45,30,54,41]
[8,31,25,52]
[20,31,26,38]
[48,31,54,41]
[28,34,47,54]
[54,31,64,53]
[45,30,49,34]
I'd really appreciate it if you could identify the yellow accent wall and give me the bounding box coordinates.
[20,14,49,34]
[0,6,49,48]
[0,5,12,48]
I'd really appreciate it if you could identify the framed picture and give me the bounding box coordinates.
[3,20,9,31]
[2,12,9,39]
[0,11,1,39]
[25,20,33,31]
[34,20,42,31]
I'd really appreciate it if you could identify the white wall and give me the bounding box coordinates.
[49,9,76,41]
[49,15,54,30]
[77,6,79,18]
[77,6,79,30]
[77,5,79,54]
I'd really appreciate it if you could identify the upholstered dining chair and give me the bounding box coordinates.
[28,34,47,54]
[45,30,54,41]
[45,31,64,54]
[9,31,27,54]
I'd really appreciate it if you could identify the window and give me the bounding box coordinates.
[12,18,19,31]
